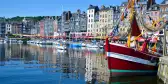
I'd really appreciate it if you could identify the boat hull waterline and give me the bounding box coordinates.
[105,42,159,77]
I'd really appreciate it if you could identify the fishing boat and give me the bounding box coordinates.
[86,43,99,48]
[81,43,86,47]
[105,0,167,77]
[86,40,99,48]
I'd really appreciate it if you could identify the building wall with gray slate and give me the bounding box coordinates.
[22,18,35,35]
[0,22,6,38]
[43,17,55,37]
[69,10,87,33]
[55,16,62,33]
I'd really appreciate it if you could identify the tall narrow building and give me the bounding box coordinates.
[87,5,99,36]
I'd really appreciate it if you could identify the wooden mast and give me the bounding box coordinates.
[163,26,167,56]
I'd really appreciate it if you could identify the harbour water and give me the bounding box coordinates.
[0,44,163,84]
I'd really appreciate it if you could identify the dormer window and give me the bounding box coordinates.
[155,7,157,10]
[166,8,168,12]
[166,1,168,4]
[149,8,151,10]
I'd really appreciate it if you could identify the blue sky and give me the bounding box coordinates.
[0,0,163,17]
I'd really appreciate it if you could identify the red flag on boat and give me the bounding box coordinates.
[131,15,141,36]
[121,13,125,21]
[105,37,109,52]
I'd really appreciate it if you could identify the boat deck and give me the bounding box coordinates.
[158,56,168,84]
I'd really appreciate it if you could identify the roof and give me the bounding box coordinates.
[88,5,99,9]
[99,7,110,11]
[161,0,168,4]
[148,4,160,11]
[121,2,128,6]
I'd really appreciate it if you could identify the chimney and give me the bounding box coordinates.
[89,5,93,8]
[77,9,81,14]
[101,5,105,9]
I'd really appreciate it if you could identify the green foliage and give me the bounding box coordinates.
[5,16,56,22]
[22,38,31,44]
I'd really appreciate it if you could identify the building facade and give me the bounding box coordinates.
[62,11,72,36]
[87,5,99,36]
[5,23,12,34]
[160,0,168,19]
[69,10,87,33]
[0,22,6,38]
[22,18,35,35]
[39,20,45,37]
[43,17,55,37]
[31,22,39,35]
[99,5,109,36]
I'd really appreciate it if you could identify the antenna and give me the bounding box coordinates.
[61,5,64,36]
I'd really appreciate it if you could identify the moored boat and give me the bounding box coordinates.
[104,0,166,77]
[105,38,159,77]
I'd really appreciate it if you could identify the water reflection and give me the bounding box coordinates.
[0,44,162,84]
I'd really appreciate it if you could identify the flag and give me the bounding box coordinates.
[127,2,131,9]
[121,13,125,21]
[111,24,119,36]
[152,43,157,53]
[126,33,131,48]
[148,15,153,21]
[124,11,128,18]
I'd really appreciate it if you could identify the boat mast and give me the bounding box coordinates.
[163,26,167,56]
[61,5,64,40]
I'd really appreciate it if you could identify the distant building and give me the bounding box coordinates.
[120,1,128,12]
[55,16,62,33]
[62,11,72,36]
[43,17,55,38]
[69,9,87,33]
[39,20,45,37]
[98,6,120,37]
[31,22,39,35]
[160,0,168,18]
[99,5,109,37]
[160,0,168,37]
[22,18,35,35]
[147,4,160,21]
[5,23,12,34]
[0,21,6,38]
[87,5,99,36]
[54,16,62,37]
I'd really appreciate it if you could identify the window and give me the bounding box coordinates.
[91,24,92,28]
[91,19,93,22]
[151,12,153,16]
[89,19,90,22]
[88,24,90,28]
[160,9,163,12]
[108,24,110,27]
[91,14,93,17]
[166,8,168,12]
[105,14,107,18]
[155,12,157,16]
[159,30,163,34]
[89,15,90,17]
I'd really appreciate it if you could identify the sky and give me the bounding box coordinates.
[0,0,163,18]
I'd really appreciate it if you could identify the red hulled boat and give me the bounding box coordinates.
[104,0,162,77]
